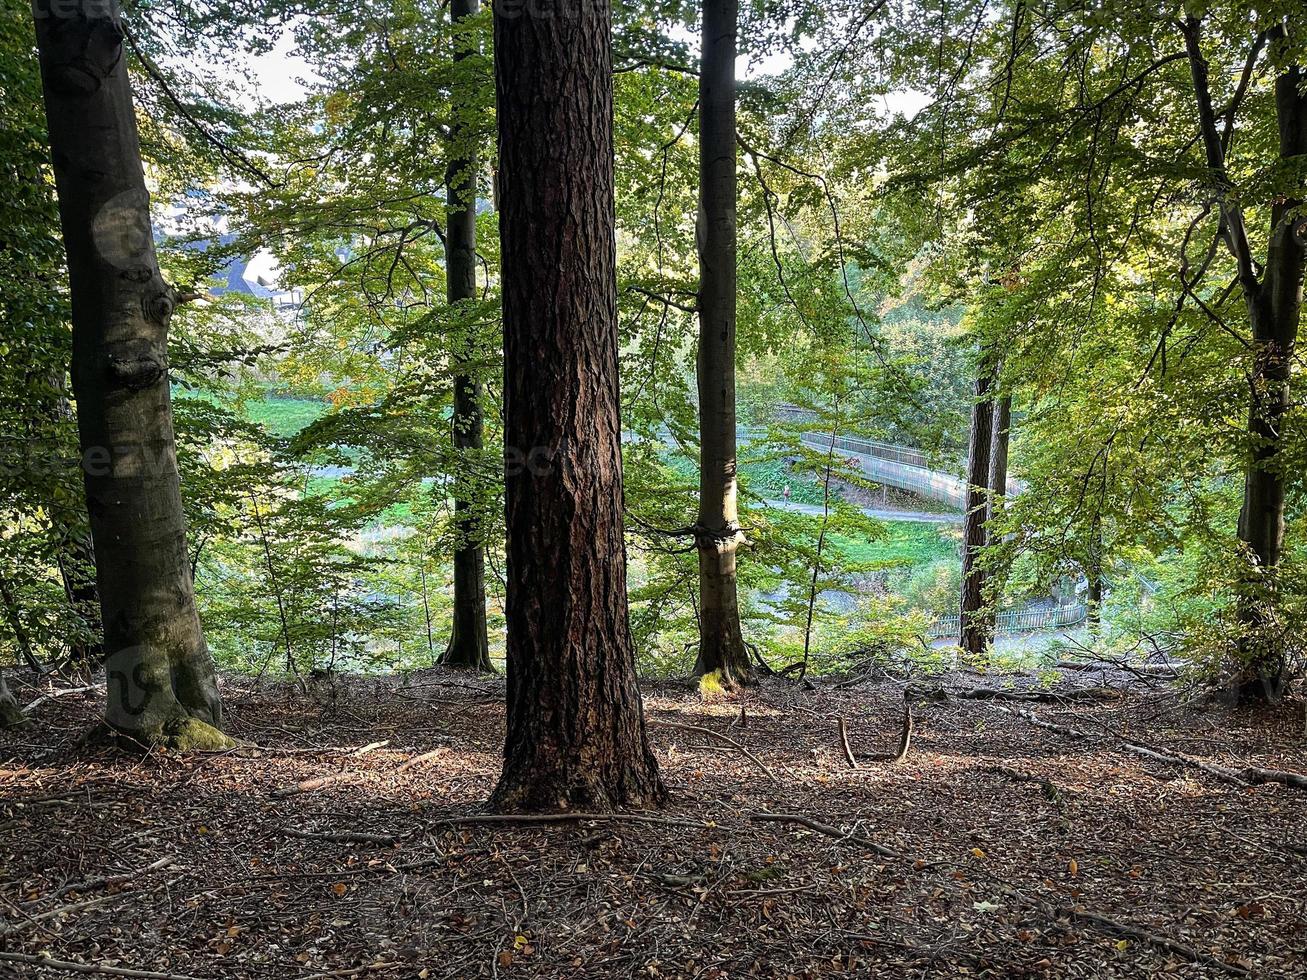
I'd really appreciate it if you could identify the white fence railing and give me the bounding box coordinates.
[927,602,1088,639]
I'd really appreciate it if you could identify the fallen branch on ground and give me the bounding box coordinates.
[1062,908,1249,976]
[992,705,1307,791]
[396,748,444,773]
[988,704,1088,739]
[948,685,1119,703]
[23,685,100,712]
[982,765,1064,804]
[751,810,1249,974]
[837,717,857,768]
[423,811,718,831]
[652,722,778,781]
[281,827,399,846]
[0,952,205,980]
[52,855,176,899]
[1,891,134,936]
[750,811,907,860]
[271,772,352,798]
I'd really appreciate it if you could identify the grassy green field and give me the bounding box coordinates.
[831,521,958,567]
[245,396,328,438]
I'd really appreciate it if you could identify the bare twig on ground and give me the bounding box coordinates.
[280,827,399,847]
[753,810,1251,975]
[982,764,1064,804]
[652,722,778,781]
[837,716,857,768]
[750,811,907,860]
[0,952,206,980]
[395,748,444,773]
[270,772,352,798]
[422,811,719,831]
[51,855,176,900]
[992,705,1307,790]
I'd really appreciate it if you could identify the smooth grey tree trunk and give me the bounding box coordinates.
[1182,20,1305,700]
[438,0,492,673]
[490,0,665,811]
[959,365,994,657]
[1230,66,1305,700]
[693,0,750,686]
[33,1,227,747]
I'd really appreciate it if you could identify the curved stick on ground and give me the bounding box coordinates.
[653,721,777,781]
[837,716,857,768]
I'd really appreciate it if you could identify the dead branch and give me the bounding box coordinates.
[280,827,399,847]
[1063,908,1249,976]
[270,772,352,798]
[853,701,914,764]
[753,810,1250,975]
[395,748,444,773]
[652,721,778,781]
[423,811,719,831]
[52,855,176,899]
[1,891,133,936]
[0,952,205,980]
[982,765,1064,803]
[948,685,1119,703]
[993,705,1307,790]
[987,704,1088,739]
[750,811,907,861]
[23,684,100,712]
[837,716,857,768]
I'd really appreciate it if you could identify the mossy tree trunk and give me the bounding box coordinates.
[33,0,227,748]
[490,0,666,811]
[693,0,750,687]
[438,0,492,673]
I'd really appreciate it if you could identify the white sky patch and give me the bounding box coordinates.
[243,25,316,108]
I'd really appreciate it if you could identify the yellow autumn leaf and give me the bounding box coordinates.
[970,847,986,859]
[1068,858,1079,876]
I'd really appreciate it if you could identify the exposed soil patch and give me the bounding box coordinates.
[2,671,1304,978]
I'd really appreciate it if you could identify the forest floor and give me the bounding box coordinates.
[1,666,1305,979]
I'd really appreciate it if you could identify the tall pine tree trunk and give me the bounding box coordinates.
[33,1,226,747]
[438,0,492,673]
[693,0,750,686]
[1231,65,1305,700]
[490,0,665,812]
[959,365,994,656]
[979,394,1011,642]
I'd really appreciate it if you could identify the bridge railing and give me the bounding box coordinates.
[926,602,1088,639]
[799,432,937,470]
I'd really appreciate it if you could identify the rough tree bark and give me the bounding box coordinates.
[1184,18,1305,700]
[33,0,227,747]
[490,0,666,812]
[693,0,750,686]
[959,364,994,657]
[438,0,492,673]
[979,394,1011,642]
